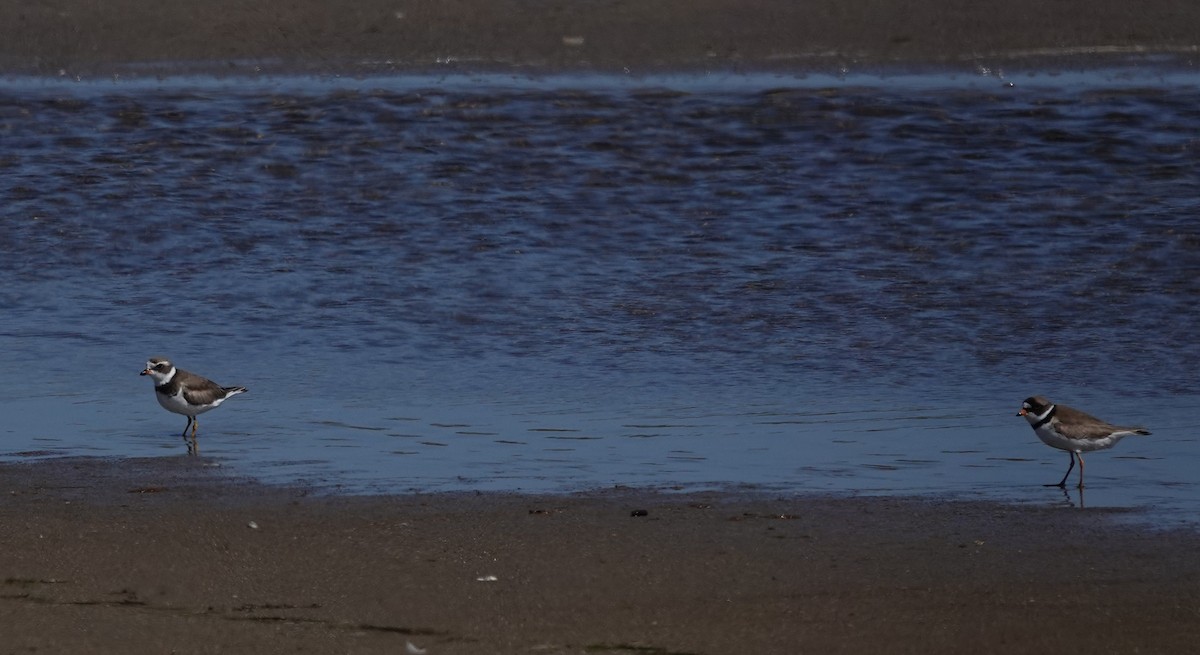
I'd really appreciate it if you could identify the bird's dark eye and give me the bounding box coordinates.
[155,364,167,371]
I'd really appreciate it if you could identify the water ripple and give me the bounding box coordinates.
[1,74,1198,523]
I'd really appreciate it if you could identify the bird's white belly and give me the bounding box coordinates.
[1034,425,1123,453]
[156,390,219,417]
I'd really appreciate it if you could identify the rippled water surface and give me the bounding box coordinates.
[1,69,1199,525]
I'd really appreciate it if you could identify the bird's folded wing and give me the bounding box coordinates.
[182,382,226,405]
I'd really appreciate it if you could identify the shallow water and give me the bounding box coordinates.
[1,67,1199,526]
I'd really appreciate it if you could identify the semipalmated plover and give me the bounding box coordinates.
[140,357,247,455]
[1018,395,1150,489]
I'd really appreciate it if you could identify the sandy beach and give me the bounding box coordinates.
[0,0,1197,75]
[1,456,1198,654]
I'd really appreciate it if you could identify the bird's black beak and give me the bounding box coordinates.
[140,369,151,376]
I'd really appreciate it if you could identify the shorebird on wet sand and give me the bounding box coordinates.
[140,357,247,455]
[1017,395,1150,489]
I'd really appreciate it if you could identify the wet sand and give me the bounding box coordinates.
[0,0,1197,75]
[2,456,1199,653]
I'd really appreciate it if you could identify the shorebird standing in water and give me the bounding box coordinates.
[1017,395,1150,489]
[141,357,247,455]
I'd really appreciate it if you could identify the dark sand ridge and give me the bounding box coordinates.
[2,457,1200,653]
[0,0,1198,75]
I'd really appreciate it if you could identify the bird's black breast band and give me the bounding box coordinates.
[1032,405,1057,429]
